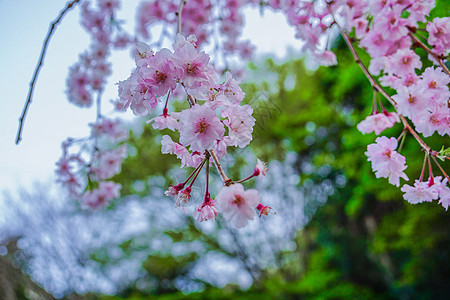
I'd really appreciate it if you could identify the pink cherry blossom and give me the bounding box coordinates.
[401,180,439,204]
[160,135,192,167]
[427,17,450,55]
[173,42,211,88]
[82,181,121,210]
[94,146,127,180]
[147,112,179,131]
[256,203,275,217]
[392,85,429,120]
[218,72,245,104]
[373,6,408,40]
[145,48,178,97]
[388,48,422,77]
[365,136,409,187]
[216,183,260,228]
[254,158,269,180]
[179,105,225,152]
[438,188,450,211]
[89,118,128,142]
[164,182,185,197]
[193,194,218,222]
[176,187,192,213]
[221,104,255,148]
[357,112,400,135]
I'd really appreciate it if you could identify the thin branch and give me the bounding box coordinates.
[176,0,186,35]
[408,30,450,77]
[431,156,450,183]
[338,26,397,107]
[15,0,81,145]
[399,115,430,154]
[208,149,232,186]
[235,173,256,184]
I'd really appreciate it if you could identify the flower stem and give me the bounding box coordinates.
[208,149,232,186]
[407,30,450,77]
[431,156,450,183]
[183,158,207,185]
[235,174,256,184]
[419,153,428,182]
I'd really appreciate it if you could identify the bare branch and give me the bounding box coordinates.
[208,149,232,186]
[176,0,186,35]
[15,0,81,145]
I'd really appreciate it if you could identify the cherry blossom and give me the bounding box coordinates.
[357,112,400,135]
[216,183,260,228]
[221,104,255,148]
[365,137,409,187]
[401,180,439,204]
[176,187,192,213]
[178,105,225,152]
[193,194,218,222]
[254,159,268,180]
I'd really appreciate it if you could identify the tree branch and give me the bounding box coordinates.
[208,149,232,186]
[407,30,450,77]
[176,0,186,35]
[15,0,81,145]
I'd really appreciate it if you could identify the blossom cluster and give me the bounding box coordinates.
[331,0,450,209]
[135,0,255,69]
[66,0,132,107]
[116,34,274,226]
[56,117,128,209]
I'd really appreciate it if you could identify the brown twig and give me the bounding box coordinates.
[431,156,450,183]
[208,149,232,186]
[407,31,450,77]
[15,0,81,145]
[399,115,430,153]
[176,0,186,35]
[338,27,397,107]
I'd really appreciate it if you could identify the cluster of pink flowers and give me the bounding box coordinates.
[401,176,450,210]
[118,35,254,157]
[116,34,274,227]
[135,0,255,69]
[357,111,400,135]
[66,0,132,107]
[164,157,271,227]
[365,137,409,187]
[58,1,134,209]
[56,117,127,209]
[322,0,450,209]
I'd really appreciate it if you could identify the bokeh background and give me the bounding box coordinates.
[1,0,449,299]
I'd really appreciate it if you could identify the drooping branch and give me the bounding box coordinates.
[337,26,397,107]
[329,11,449,182]
[15,0,82,145]
[176,0,186,35]
[407,30,450,77]
[338,28,429,149]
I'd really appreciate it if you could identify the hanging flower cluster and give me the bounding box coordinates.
[116,34,273,227]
